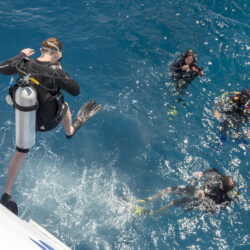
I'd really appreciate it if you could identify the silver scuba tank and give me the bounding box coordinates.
[14,81,38,152]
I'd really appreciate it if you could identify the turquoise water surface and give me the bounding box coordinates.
[0,0,249,249]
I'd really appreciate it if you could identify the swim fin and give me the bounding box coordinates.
[66,100,101,139]
[120,196,147,204]
[132,206,150,216]
[119,196,151,215]
[167,105,178,120]
[136,199,147,203]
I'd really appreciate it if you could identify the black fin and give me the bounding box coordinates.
[66,101,101,139]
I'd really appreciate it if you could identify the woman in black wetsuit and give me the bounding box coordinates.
[0,37,81,214]
[171,50,202,88]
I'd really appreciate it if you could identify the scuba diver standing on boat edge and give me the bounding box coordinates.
[0,37,101,215]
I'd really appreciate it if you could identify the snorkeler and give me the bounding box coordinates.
[0,37,101,215]
[170,50,203,88]
[136,168,237,215]
[214,88,250,142]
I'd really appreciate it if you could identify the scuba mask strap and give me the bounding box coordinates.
[41,41,62,60]
[46,41,60,52]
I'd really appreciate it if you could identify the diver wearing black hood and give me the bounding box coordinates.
[214,88,250,140]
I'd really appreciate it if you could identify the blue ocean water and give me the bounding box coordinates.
[0,0,249,249]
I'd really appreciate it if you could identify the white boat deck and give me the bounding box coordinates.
[0,204,71,249]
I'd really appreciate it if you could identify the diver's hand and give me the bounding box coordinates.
[191,66,198,72]
[247,131,250,139]
[181,65,189,71]
[198,190,205,199]
[193,172,203,179]
[214,110,220,121]
[21,48,35,57]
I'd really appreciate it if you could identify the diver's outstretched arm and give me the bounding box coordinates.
[0,49,34,75]
[151,201,174,215]
[145,187,173,202]
[203,168,223,177]
[194,168,223,179]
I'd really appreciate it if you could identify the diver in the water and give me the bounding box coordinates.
[136,168,237,215]
[214,88,250,142]
[0,37,101,215]
[171,50,203,89]
[167,50,203,118]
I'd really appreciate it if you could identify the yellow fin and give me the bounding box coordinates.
[136,199,146,203]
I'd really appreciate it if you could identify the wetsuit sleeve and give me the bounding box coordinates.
[202,168,223,177]
[0,53,26,75]
[53,68,80,96]
[170,59,183,73]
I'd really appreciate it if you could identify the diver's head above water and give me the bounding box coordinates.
[220,176,235,192]
[183,50,196,65]
[38,37,63,64]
